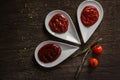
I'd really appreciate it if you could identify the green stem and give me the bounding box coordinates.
[74,38,103,80]
[74,49,91,80]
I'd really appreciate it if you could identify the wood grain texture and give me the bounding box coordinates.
[0,0,120,80]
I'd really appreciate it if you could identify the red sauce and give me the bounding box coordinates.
[38,43,61,63]
[49,13,69,33]
[81,6,99,27]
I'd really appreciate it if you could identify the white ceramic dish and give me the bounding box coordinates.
[77,0,104,43]
[45,10,81,45]
[34,40,79,68]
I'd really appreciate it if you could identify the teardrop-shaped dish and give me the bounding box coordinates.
[77,0,104,43]
[45,10,81,45]
[34,40,79,68]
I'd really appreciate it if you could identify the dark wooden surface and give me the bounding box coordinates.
[0,0,120,80]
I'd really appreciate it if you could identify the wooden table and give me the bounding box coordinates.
[0,0,120,80]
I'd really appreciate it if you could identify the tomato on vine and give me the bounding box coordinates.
[89,58,99,68]
[92,45,103,55]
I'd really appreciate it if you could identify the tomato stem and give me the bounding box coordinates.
[74,49,91,80]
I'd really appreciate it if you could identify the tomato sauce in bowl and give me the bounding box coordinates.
[38,43,61,63]
[81,6,99,27]
[49,13,69,33]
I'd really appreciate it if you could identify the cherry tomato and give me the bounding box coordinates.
[89,58,99,68]
[92,45,103,55]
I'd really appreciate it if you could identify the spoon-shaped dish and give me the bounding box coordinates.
[45,10,81,45]
[34,40,79,68]
[77,0,104,43]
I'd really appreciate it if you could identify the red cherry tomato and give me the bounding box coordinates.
[92,45,103,55]
[89,58,99,68]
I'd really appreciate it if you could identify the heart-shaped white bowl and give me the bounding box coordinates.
[45,10,81,45]
[77,0,104,43]
[35,40,79,68]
